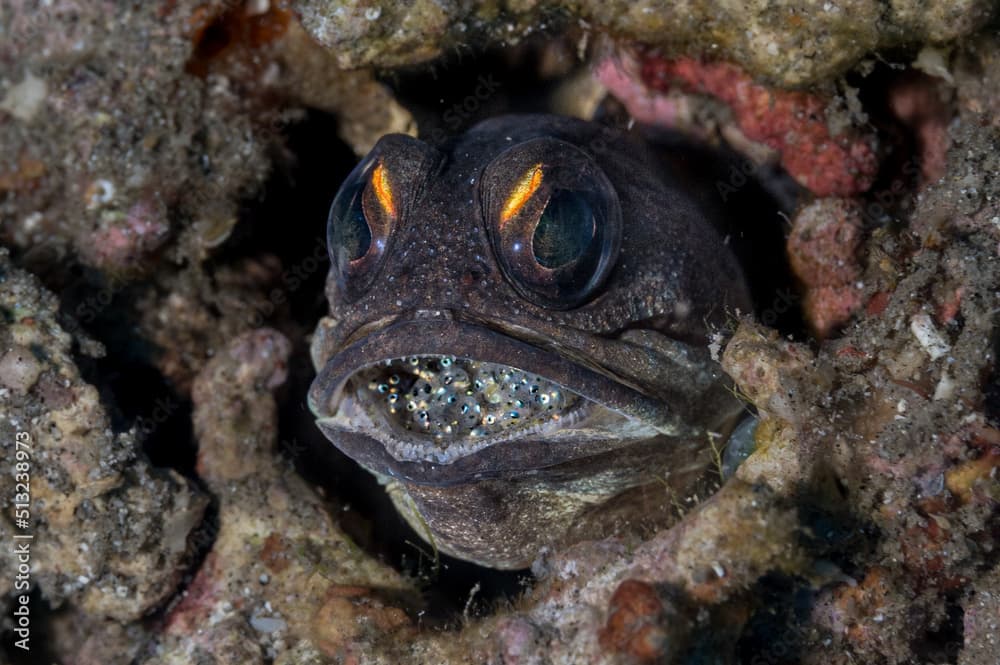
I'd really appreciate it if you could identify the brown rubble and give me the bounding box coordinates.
[142,328,415,663]
[0,249,208,632]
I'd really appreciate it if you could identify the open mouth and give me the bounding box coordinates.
[310,316,682,475]
[355,355,578,439]
[329,354,592,464]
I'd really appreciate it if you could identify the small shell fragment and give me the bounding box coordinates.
[910,313,950,360]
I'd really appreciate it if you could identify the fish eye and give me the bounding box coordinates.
[328,134,438,300]
[532,189,596,269]
[327,166,373,265]
[482,139,621,309]
[327,155,396,297]
[327,135,439,300]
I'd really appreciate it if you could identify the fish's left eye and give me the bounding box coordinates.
[482,139,621,309]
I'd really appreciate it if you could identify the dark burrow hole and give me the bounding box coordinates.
[983,332,1000,428]
[912,599,965,664]
[53,267,199,477]
[734,574,815,665]
[245,37,805,621]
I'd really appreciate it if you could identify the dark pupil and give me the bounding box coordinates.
[531,190,594,269]
[331,183,371,263]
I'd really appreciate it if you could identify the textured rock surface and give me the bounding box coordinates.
[1,1,269,273]
[0,0,411,278]
[0,249,208,626]
[142,328,415,664]
[298,0,996,86]
[961,563,1000,665]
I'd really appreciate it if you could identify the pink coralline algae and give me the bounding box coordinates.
[627,56,880,198]
[787,198,866,338]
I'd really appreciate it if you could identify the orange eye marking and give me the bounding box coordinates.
[500,163,544,226]
[371,161,396,218]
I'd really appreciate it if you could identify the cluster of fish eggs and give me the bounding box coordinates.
[358,356,573,441]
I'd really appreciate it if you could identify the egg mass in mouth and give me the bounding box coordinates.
[351,355,578,444]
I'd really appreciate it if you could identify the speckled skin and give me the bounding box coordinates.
[310,115,751,568]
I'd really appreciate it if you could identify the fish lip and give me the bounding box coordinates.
[309,315,691,486]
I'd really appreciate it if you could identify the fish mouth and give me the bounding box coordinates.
[309,314,693,485]
[346,355,587,459]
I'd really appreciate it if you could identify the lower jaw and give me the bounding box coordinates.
[375,432,715,569]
